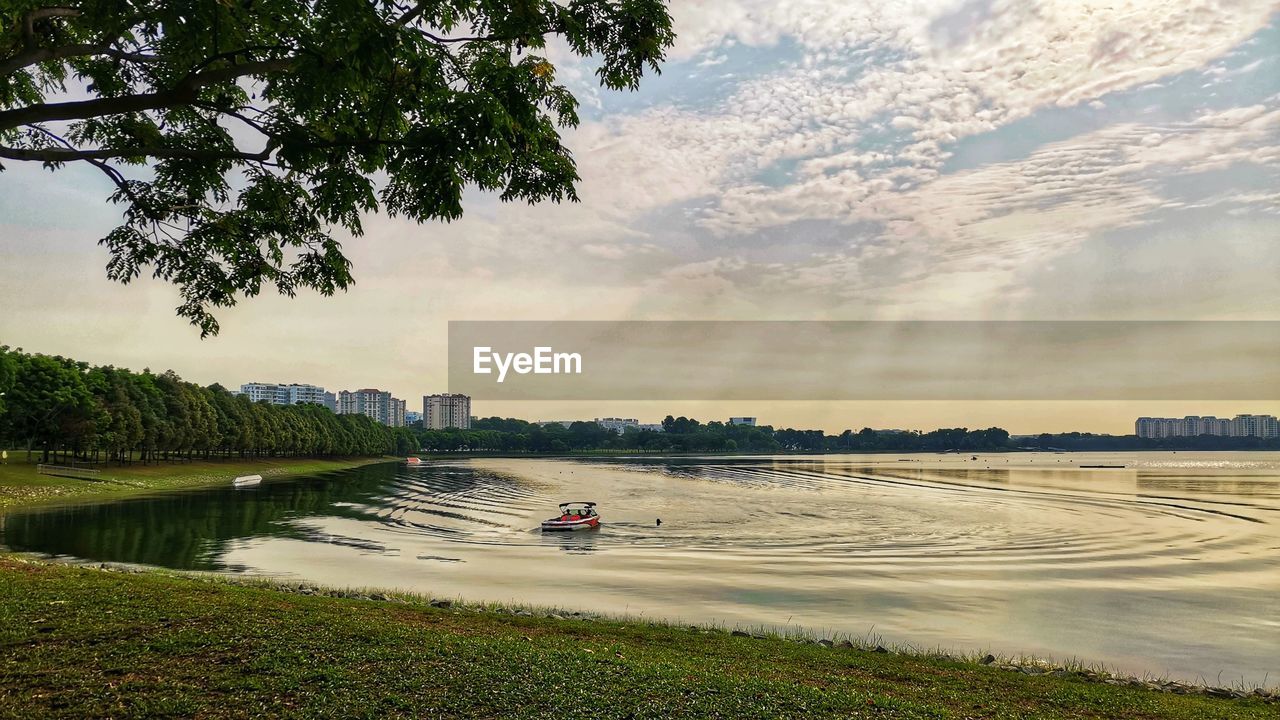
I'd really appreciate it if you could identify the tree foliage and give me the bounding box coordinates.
[0,1,674,334]
[0,346,395,461]
[414,416,1020,454]
[0,344,17,415]
[414,418,1280,454]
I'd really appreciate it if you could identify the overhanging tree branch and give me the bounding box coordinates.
[27,124,153,217]
[0,57,296,130]
[21,7,81,45]
[0,44,159,77]
[0,143,273,163]
[0,0,674,335]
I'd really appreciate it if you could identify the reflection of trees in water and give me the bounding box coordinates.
[629,457,1022,487]
[1,463,408,569]
[885,467,1013,485]
[1137,475,1280,496]
[2,463,529,570]
[762,462,1023,487]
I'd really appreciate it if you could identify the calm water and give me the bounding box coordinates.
[3,453,1278,685]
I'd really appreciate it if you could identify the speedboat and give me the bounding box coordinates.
[541,502,600,532]
[405,456,423,465]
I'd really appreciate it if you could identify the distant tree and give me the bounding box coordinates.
[0,345,16,417]
[392,426,418,455]
[88,366,143,462]
[0,0,674,335]
[5,352,95,460]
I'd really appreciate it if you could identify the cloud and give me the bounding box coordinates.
[5,0,1280,363]
[510,1,1280,316]
[643,97,1278,315]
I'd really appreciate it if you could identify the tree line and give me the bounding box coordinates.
[410,417,1280,454]
[0,346,394,463]
[410,416,1014,454]
[1026,432,1280,452]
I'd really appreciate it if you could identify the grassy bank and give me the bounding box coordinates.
[0,455,394,511]
[0,557,1272,719]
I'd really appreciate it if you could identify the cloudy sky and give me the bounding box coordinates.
[2,0,1279,432]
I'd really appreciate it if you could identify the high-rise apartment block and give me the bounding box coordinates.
[595,417,639,434]
[238,382,336,412]
[423,394,471,429]
[338,389,407,427]
[1136,414,1279,439]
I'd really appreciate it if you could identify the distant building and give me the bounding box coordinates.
[595,417,639,434]
[405,411,422,427]
[239,382,287,404]
[423,393,471,430]
[337,388,407,427]
[729,417,757,426]
[637,423,664,432]
[1232,414,1279,438]
[239,382,335,411]
[1136,414,1278,439]
[534,418,645,434]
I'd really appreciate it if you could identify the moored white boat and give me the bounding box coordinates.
[233,474,262,487]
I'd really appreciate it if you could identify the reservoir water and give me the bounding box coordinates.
[3,452,1277,686]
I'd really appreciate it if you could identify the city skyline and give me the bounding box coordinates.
[1136,414,1280,439]
[5,341,1278,434]
[94,353,1280,430]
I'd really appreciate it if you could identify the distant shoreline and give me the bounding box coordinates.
[416,447,1280,459]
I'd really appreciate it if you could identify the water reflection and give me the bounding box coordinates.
[1,464,401,569]
[539,528,601,555]
[1137,475,1280,495]
[2,452,1278,687]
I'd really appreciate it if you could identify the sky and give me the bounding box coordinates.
[2,0,1279,433]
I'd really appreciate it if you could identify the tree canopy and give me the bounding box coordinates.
[0,345,397,462]
[413,415,1020,454]
[0,1,674,334]
[415,418,1280,454]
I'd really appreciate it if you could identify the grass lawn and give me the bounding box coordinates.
[0,556,1272,719]
[0,454,394,511]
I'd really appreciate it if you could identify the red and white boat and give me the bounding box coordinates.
[541,502,601,532]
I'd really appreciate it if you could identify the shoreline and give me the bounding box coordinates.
[0,455,396,512]
[13,551,1280,697]
[418,448,1280,459]
[1,554,1274,719]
